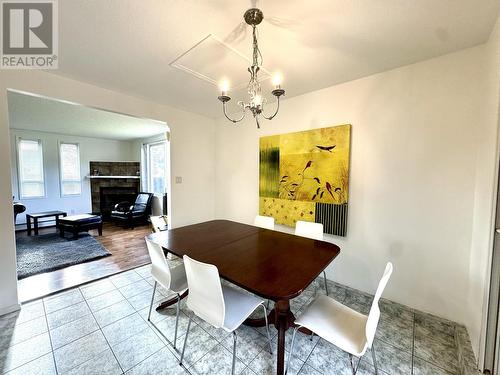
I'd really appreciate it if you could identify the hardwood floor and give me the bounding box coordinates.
[16,222,152,302]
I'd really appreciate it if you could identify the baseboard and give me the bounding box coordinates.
[0,303,21,317]
[15,223,56,232]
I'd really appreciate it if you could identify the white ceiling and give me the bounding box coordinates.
[7,91,168,141]
[54,0,500,118]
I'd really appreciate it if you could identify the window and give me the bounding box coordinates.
[17,138,45,198]
[59,142,81,196]
[145,141,167,195]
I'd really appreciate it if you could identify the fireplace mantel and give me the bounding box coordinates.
[87,175,140,179]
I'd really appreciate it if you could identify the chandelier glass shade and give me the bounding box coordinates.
[218,8,285,128]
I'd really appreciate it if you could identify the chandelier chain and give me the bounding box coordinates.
[252,25,263,68]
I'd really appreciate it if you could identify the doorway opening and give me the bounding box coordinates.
[7,89,171,302]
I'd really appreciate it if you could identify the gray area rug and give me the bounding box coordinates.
[16,233,111,279]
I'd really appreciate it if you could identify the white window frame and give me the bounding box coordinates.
[59,141,82,197]
[17,137,46,199]
[143,140,167,196]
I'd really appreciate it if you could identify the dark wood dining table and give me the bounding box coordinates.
[147,219,341,375]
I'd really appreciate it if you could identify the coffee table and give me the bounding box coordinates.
[26,211,67,235]
[58,214,103,239]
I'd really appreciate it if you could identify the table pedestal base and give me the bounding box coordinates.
[243,300,313,375]
[155,290,188,311]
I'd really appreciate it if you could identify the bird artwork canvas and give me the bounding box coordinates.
[259,124,351,236]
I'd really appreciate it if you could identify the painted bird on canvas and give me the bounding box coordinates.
[316,145,336,152]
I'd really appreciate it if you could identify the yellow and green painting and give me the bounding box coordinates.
[259,124,351,236]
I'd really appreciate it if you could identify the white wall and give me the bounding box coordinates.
[10,129,137,227]
[215,45,487,333]
[0,70,216,315]
[468,15,500,362]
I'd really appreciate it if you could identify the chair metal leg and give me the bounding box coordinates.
[179,313,193,366]
[313,279,320,295]
[231,331,237,375]
[348,354,361,375]
[323,271,329,296]
[147,281,157,321]
[262,304,273,354]
[285,326,299,375]
[173,293,180,349]
[371,343,379,375]
[349,354,356,375]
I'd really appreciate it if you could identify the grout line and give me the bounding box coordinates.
[411,322,460,374]
[0,302,45,327]
[85,292,125,311]
[42,289,86,316]
[219,330,266,366]
[415,357,457,375]
[41,298,59,375]
[133,287,194,359]
[50,319,101,352]
[297,335,320,374]
[0,310,55,374]
[0,338,54,375]
[123,345,190,375]
[81,291,125,374]
[184,338,232,373]
[45,302,93,332]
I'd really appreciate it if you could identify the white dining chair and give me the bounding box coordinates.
[254,215,275,230]
[287,262,393,375]
[150,215,168,233]
[179,255,273,374]
[295,220,329,295]
[145,239,188,349]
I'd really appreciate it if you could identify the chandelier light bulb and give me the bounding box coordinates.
[219,79,230,95]
[272,73,283,88]
[253,94,262,106]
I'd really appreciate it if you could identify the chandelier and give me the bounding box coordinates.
[218,8,285,128]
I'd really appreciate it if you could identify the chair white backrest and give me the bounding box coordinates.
[145,239,172,289]
[183,255,225,328]
[295,220,324,241]
[150,215,168,233]
[365,262,393,347]
[254,215,275,230]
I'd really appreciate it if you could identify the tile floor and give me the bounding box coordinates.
[0,264,477,375]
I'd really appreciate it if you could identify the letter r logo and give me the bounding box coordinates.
[2,1,53,54]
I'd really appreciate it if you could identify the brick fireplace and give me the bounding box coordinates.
[89,161,141,219]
